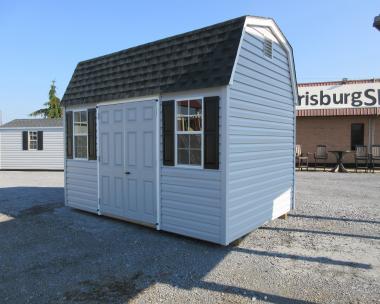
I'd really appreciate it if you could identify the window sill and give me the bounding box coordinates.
[70,158,93,161]
[161,165,220,171]
[162,165,204,170]
[174,164,203,170]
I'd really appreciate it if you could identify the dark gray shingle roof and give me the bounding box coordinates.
[0,118,63,128]
[61,16,246,106]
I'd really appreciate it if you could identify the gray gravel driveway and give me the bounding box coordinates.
[0,171,379,303]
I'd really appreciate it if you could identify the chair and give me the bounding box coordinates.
[313,145,328,171]
[296,144,308,171]
[354,145,369,172]
[370,145,380,173]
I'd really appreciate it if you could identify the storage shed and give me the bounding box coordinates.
[61,16,297,245]
[0,118,64,170]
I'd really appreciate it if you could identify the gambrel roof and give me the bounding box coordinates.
[61,16,246,106]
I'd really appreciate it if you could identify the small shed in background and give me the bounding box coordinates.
[0,118,64,170]
[61,15,297,245]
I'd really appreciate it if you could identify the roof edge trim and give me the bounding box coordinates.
[229,16,298,106]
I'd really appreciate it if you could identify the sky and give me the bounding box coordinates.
[0,0,379,123]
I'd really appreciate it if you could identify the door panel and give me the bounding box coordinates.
[124,101,157,224]
[114,132,123,166]
[99,104,125,216]
[127,132,137,166]
[99,100,157,225]
[127,178,138,211]
[114,177,124,208]
[143,181,154,215]
[100,133,109,164]
[101,175,110,206]
[144,132,153,167]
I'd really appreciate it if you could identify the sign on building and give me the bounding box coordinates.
[297,82,380,110]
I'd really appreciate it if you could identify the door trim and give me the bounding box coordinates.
[96,106,101,215]
[101,211,156,228]
[97,95,160,107]
[155,99,161,230]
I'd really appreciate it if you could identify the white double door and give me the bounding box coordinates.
[98,100,157,225]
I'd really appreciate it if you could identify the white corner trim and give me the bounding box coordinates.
[223,85,231,245]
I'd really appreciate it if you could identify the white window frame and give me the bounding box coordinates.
[174,97,204,169]
[28,131,38,150]
[73,109,89,160]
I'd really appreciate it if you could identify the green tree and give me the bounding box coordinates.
[30,80,62,118]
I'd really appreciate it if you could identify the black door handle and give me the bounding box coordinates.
[125,171,131,175]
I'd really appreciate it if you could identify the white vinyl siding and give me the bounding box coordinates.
[64,104,98,213]
[0,128,63,170]
[65,159,98,213]
[160,87,226,244]
[160,167,222,242]
[227,26,295,243]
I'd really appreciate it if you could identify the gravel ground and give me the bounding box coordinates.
[0,171,379,304]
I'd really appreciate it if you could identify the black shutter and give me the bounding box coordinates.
[204,96,220,169]
[66,111,73,159]
[162,100,175,166]
[22,131,28,150]
[37,131,43,150]
[88,108,97,160]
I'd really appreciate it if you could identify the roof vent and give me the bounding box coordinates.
[263,38,273,59]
